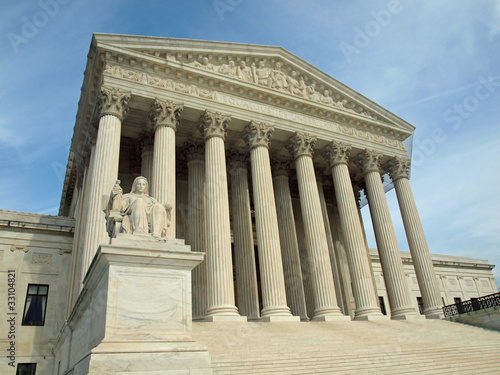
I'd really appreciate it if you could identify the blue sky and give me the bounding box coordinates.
[1,0,499,287]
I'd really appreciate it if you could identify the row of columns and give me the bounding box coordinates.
[72,87,443,320]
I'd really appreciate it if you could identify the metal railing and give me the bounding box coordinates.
[443,292,500,318]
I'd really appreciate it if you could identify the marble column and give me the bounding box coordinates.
[228,150,260,320]
[137,131,154,184]
[198,110,242,320]
[287,133,345,320]
[358,150,418,319]
[183,141,208,320]
[323,141,382,319]
[292,196,315,320]
[387,156,443,319]
[80,86,130,279]
[316,171,345,316]
[243,121,295,321]
[272,158,308,320]
[149,99,183,239]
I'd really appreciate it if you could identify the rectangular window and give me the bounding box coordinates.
[454,297,462,304]
[22,284,49,326]
[378,296,387,315]
[416,297,424,315]
[16,363,36,375]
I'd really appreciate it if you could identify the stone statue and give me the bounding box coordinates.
[105,177,171,238]
[306,82,320,102]
[271,62,287,90]
[321,90,334,106]
[252,61,272,87]
[219,60,236,77]
[237,61,253,82]
[192,56,214,71]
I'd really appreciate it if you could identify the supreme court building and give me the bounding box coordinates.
[1,34,498,375]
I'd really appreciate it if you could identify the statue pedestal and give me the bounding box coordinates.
[57,235,212,375]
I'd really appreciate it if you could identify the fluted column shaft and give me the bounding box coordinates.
[229,153,260,319]
[244,122,292,318]
[185,143,208,320]
[317,178,345,315]
[293,197,315,319]
[272,161,308,320]
[323,142,382,319]
[141,145,154,183]
[81,115,122,275]
[150,99,183,239]
[288,133,343,319]
[81,87,130,278]
[198,111,240,318]
[388,157,443,318]
[359,151,417,319]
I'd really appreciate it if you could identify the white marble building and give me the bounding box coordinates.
[0,34,498,375]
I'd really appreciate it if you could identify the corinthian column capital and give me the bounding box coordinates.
[182,140,205,163]
[356,149,383,175]
[243,121,274,150]
[97,86,131,120]
[198,110,231,141]
[227,149,249,170]
[322,141,351,167]
[387,156,411,181]
[287,132,317,159]
[271,156,291,177]
[149,98,183,131]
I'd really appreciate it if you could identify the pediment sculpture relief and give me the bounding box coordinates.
[186,56,376,119]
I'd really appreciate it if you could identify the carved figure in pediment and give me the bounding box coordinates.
[286,70,300,95]
[192,56,214,71]
[105,177,171,238]
[306,82,320,102]
[271,62,287,91]
[321,90,334,106]
[237,61,253,82]
[297,76,308,97]
[252,61,272,87]
[219,60,236,77]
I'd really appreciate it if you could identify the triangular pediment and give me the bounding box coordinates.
[92,33,415,139]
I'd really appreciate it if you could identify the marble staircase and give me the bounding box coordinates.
[192,319,500,374]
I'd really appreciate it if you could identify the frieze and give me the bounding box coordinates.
[103,64,405,151]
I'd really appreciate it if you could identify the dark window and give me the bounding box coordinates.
[16,363,36,375]
[416,297,424,315]
[378,296,387,315]
[454,297,462,304]
[22,284,49,326]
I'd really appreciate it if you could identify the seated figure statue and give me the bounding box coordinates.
[105,176,171,238]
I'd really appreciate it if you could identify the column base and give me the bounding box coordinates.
[424,306,444,319]
[206,304,241,317]
[312,315,352,322]
[204,315,247,322]
[354,315,390,321]
[390,306,421,320]
[391,314,425,321]
[260,316,301,322]
[261,305,293,317]
[354,306,384,320]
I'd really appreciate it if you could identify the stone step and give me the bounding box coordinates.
[212,350,500,373]
[193,320,500,374]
